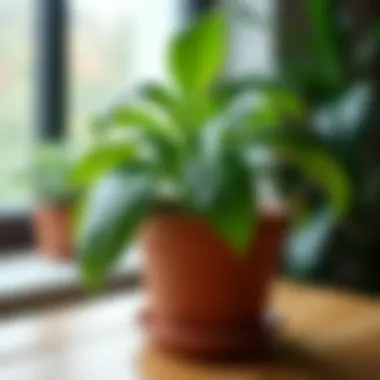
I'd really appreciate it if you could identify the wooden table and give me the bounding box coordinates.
[1,280,380,380]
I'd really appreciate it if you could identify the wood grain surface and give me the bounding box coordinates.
[0,280,380,380]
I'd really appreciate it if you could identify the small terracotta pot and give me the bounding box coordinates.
[33,203,75,261]
[140,207,288,361]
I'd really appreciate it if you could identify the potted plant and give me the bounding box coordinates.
[73,10,350,360]
[31,144,77,261]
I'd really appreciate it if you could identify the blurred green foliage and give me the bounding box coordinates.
[27,144,78,205]
[274,1,380,291]
[218,0,380,292]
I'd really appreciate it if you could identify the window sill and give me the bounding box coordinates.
[0,249,141,317]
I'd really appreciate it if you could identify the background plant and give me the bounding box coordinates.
[22,143,78,205]
[230,0,380,290]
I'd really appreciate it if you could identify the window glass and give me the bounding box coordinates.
[69,0,183,146]
[0,0,183,208]
[0,0,35,209]
[227,0,276,77]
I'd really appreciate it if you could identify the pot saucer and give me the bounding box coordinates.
[139,308,278,363]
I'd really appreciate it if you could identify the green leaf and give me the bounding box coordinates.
[281,1,346,104]
[79,169,153,287]
[31,143,76,202]
[71,143,143,188]
[215,75,284,106]
[265,87,306,121]
[111,104,183,151]
[304,0,342,86]
[282,148,351,218]
[215,79,305,128]
[110,104,183,175]
[282,57,341,105]
[139,82,209,133]
[199,93,306,157]
[139,82,182,123]
[247,124,322,151]
[185,151,257,254]
[208,154,257,255]
[246,125,351,218]
[168,10,228,95]
[112,105,178,143]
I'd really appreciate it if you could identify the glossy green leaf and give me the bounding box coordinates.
[168,10,228,95]
[79,169,153,287]
[139,82,215,133]
[246,125,351,218]
[239,89,306,129]
[185,151,256,254]
[282,148,351,218]
[112,105,179,143]
[304,0,342,85]
[71,143,143,188]
[265,87,306,121]
[215,75,284,104]
[282,58,341,105]
[31,144,77,203]
[247,124,321,151]
[215,78,305,127]
[207,154,257,255]
[200,93,307,157]
[110,104,183,174]
[139,83,182,123]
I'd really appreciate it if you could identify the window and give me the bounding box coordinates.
[0,0,184,309]
[0,0,183,210]
[0,0,35,209]
[69,0,183,145]
[228,0,276,77]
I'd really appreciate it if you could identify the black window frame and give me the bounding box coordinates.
[37,0,67,141]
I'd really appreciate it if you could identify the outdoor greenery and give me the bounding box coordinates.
[0,0,134,206]
[28,144,77,205]
[73,9,351,287]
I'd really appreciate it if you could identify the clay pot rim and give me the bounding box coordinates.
[33,201,74,212]
[151,199,287,219]
[33,194,78,208]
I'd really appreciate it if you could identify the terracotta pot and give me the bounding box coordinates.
[33,204,75,261]
[140,207,288,361]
